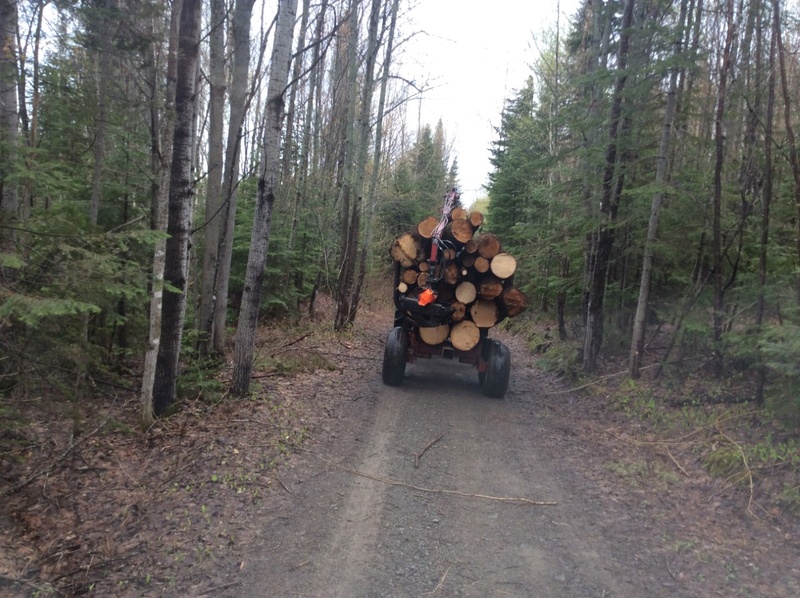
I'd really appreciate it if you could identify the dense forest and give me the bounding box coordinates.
[1,0,799,426]
[486,0,800,423]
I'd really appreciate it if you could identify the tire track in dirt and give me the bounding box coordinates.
[307,390,403,597]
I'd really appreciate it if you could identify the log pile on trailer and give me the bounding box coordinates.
[382,188,529,398]
[389,198,529,345]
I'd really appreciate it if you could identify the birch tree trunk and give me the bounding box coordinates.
[342,0,383,326]
[197,0,227,356]
[333,0,360,331]
[629,0,688,378]
[231,0,299,396]
[152,0,203,416]
[211,0,258,356]
[141,1,183,427]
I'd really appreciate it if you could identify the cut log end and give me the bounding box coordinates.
[450,320,480,351]
[417,216,439,239]
[455,281,477,304]
[470,299,499,328]
[418,324,450,346]
[490,252,517,279]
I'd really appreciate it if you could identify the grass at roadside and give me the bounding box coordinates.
[504,314,800,516]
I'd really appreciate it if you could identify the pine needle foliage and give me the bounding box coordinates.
[0,206,161,400]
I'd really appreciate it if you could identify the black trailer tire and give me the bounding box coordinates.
[481,339,511,398]
[382,326,409,386]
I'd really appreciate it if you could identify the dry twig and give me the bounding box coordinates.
[198,581,241,595]
[665,446,690,477]
[303,450,556,506]
[427,565,452,595]
[714,426,755,515]
[414,432,447,468]
[544,364,659,395]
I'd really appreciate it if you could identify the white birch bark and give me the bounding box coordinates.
[231,0,299,395]
[197,0,227,355]
[140,0,182,428]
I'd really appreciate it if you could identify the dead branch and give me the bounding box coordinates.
[251,371,280,379]
[198,581,241,595]
[715,426,755,515]
[544,363,659,395]
[269,333,311,357]
[0,575,65,596]
[302,450,556,506]
[427,565,452,596]
[665,446,690,477]
[606,409,760,447]
[414,432,447,468]
[4,398,119,496]
[275,476,298,498]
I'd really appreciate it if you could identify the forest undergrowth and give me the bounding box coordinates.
[505,314,800,520]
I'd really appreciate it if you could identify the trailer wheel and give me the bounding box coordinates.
[382,326,409,386]
[481,339,511,398]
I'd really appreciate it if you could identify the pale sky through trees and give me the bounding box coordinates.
[405,1,576,206]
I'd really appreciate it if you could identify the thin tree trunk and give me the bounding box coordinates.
[0,0,19,241]
[353,0,400,313]
[755,1,777,405]
[345,0,383,326]
[290,0,328,298]
[333,0,360,331]
[629,0,688,378]
[140,1,183,427]
[90,0,114,225]
[231,0,299,396]
[711,0,735,377]
[211,0,258,356]
[582,0,634,372]
[197,0,227,356]
[579,0,609,346]
[772,0,800,305]
[152,0,203,416]
[280,0,311,186]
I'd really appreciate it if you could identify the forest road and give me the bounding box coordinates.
[235,338,690,598]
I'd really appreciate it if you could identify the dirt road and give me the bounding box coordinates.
[4,302,799,597]
[233,331,766,598]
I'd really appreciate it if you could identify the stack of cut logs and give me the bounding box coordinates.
[390,206,529,351]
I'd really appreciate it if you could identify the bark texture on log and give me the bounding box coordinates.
[500,287,529,317]
[477,234,501,259]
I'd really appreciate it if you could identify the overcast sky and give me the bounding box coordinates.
[401,1,578,207]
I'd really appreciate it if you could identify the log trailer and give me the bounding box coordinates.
[381,189,512,398]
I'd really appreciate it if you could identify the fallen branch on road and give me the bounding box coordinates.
[414,432,447,468]
[301,449,556,506]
